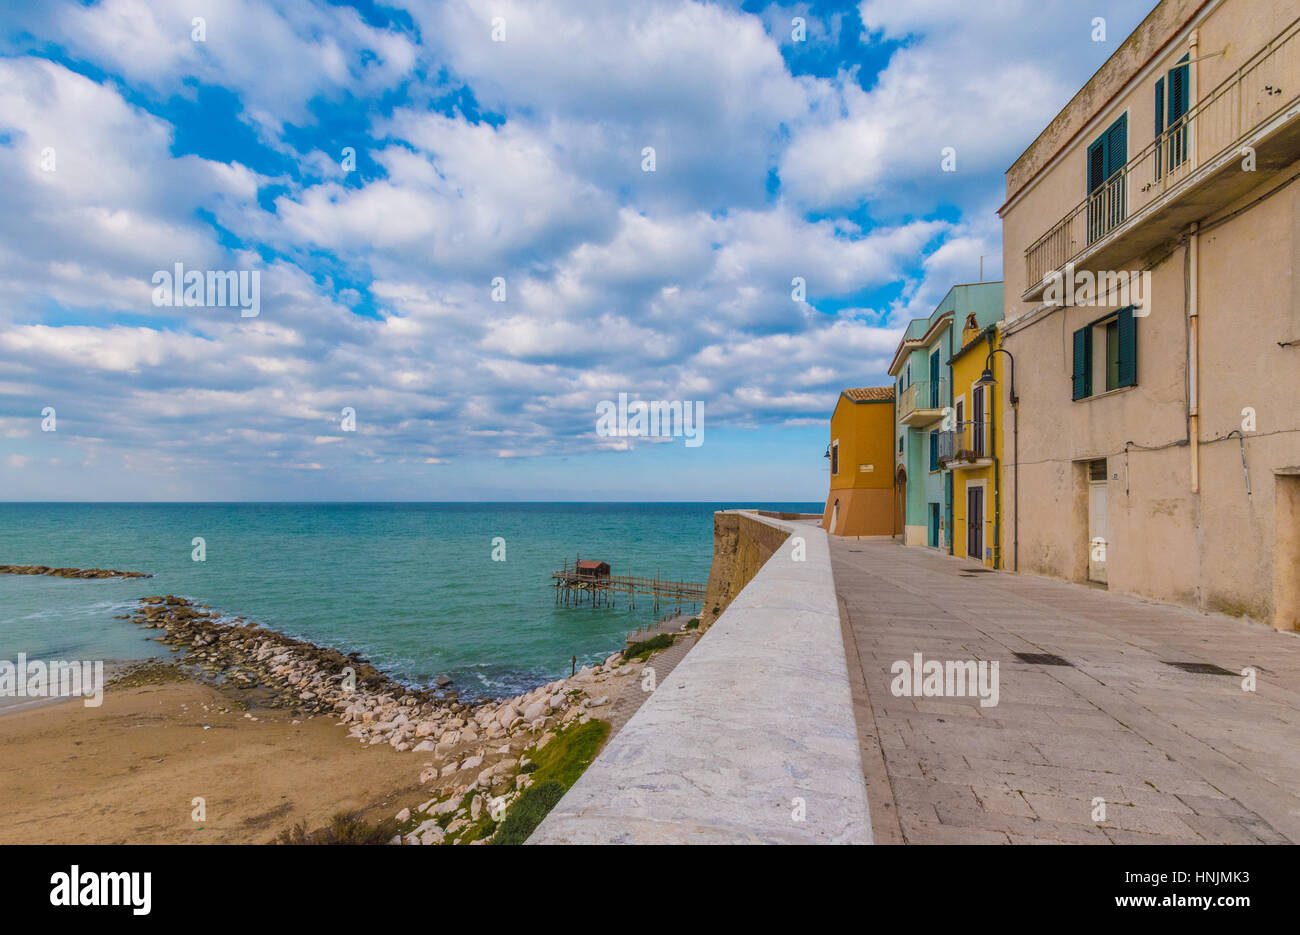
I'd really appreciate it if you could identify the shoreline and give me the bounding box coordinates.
[1,593,692,844]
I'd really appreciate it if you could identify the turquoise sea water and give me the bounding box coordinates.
[0,502,819,698]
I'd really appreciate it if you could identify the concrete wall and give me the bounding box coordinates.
[528,512,872,844]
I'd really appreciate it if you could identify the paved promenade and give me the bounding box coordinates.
[832,538,1300,844]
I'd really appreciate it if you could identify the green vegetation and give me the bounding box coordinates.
[491,783,565,845]
[276,810,397,845]
[623,633,674,662]
[490,718,610,845]
[685,618,700,629]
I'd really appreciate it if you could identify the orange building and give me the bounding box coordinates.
[822,387,900,537]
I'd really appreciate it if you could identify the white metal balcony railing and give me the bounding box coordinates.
[936,421,992,466]
[1025,16,1300,290]
[897,379,947,424]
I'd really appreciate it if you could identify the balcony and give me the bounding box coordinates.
[1024,16,1300,300]
[936,421,993,469]
[898,379,947,427]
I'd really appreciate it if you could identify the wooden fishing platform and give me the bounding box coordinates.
[551,557,706,614]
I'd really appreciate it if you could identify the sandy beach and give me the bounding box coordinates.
[0,667,423,844]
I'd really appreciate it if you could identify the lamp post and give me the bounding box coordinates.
[974,349,1018,571]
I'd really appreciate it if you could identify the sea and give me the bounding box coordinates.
[0,502,820,699]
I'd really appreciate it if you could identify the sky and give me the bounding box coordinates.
[0,0,1156,502]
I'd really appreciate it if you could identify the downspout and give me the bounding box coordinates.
[1189,222,1200,492]
[1010,347,1019,573]
[1187,30,1202,494]
[987,329,1002,569]
[947,323,955,555]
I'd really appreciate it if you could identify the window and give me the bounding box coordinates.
[1086,114,1127,243]
[1072,306,1137,400]
[971,386,986,455]
[1156,54,1190,178]
[929,431,939,471]
[831,441,839,475]
[898,435,904,454]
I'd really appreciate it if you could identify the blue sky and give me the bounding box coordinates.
[0,0,1155,501]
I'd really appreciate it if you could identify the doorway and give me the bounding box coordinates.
[1275,474,1300,630]
[967,485,984,562]
[1087,459,1108,584]
[928,502,940,548]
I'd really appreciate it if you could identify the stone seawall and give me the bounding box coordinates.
[700,511,792,628]
[529,511,872,844]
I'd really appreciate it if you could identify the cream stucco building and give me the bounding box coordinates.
[998,0,1300,629]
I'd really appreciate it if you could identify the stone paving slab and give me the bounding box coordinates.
[832,538,1300,845]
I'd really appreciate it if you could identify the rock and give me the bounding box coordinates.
[522,701,547,721]
[470,796,483,821]
[496,705,518,727]
[420,827,445,845]
[413,740,436,753]
[395,808,411,822]
[460,754,484,772]
[436,675,453,687]
[415,720,440,738]
[588,696,609,708]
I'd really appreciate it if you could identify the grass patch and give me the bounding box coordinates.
[684,618,700,630]
[276,810,397,845]
[490,783,565,846]
[490,718,610,846]
[623,633,674,663]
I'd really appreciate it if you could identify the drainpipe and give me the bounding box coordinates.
[947,323,955,555]
[987,330,1002,569]
[1189,30,1199,170]
[1189,222,1200,492]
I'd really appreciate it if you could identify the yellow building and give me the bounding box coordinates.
[822,386,899,537]
[942,315,1006,567]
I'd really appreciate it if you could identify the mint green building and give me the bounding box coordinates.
[887,282,1003,550]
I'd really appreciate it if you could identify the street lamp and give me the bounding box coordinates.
[974,348,1018,571]
[974,348,1017,405]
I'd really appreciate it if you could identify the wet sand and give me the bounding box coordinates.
[0,673,423,844]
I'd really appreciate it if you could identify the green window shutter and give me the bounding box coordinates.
[1072,325,1093,400]
[1087,138,1107,194]
[1169,55,1190,123]
[929,432,938,471]
[1105,114,1127,175]
[1116,306,1137,388]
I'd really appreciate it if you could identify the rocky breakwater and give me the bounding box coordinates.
[130,595,419,715]
[382,653,642,845]
[2,564,153,579]
[126,594,649,845]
